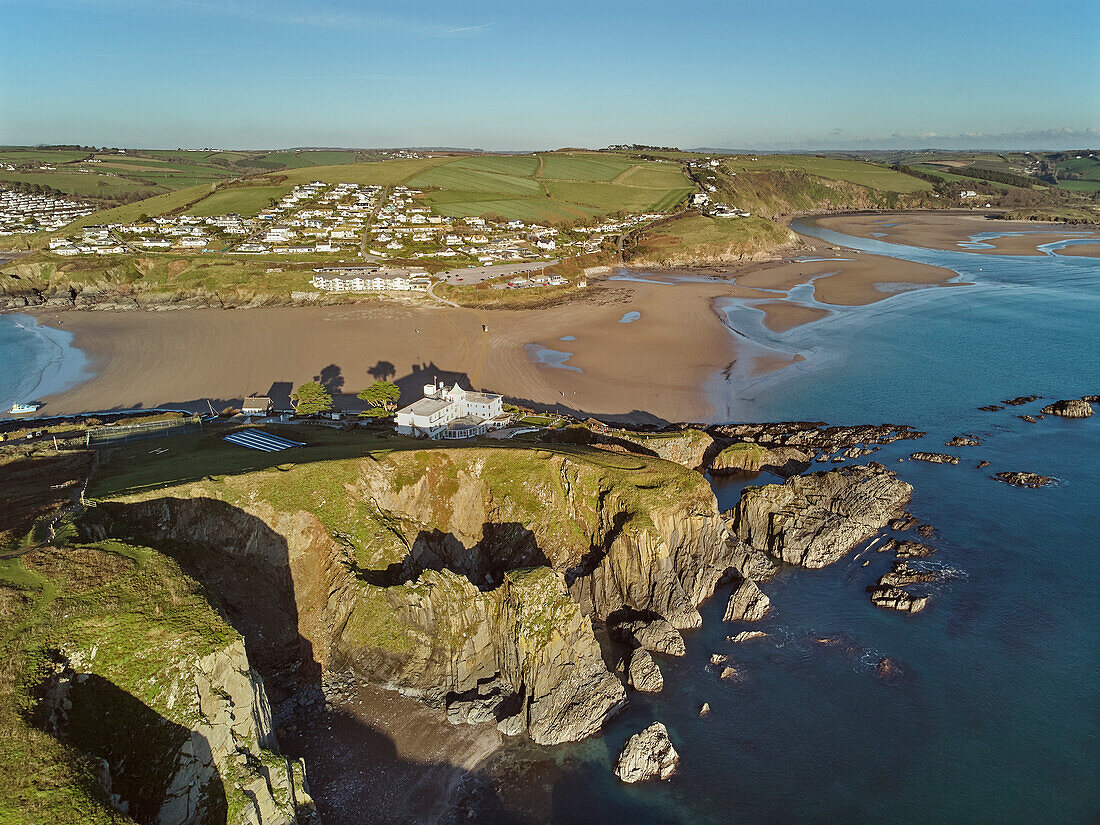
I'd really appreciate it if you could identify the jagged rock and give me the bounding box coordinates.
[727,630,767,643]
[446,677,518,726]
[699,702,711,716]
[732,463,913,568]
[601,427,718,470]
[723,579,770,621]
[978,405,1003,411]
[946,435,981,446]
[869,586,928,613]
[994,471,1053,488]
[709,653,727,665]
[1019,415,1039,423]
[628,649,664,693]
[888,514,919,531]
[875,539,934,558]
[910,452,960,465]
[977,460,991,469]
[875,658,903,679]
[615,618,687,657]
[719,666,740,680]
[721,537,780,581]
[1041,399,1093,418]
[709,443,812,477]
[614,722,679,783]
[916,523,935,538]
[1003,395,1040,406]
[1083,395,1100,403]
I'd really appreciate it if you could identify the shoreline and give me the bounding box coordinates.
[0,313,92,413]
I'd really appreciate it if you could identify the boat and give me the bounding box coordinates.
[8,403,41,415]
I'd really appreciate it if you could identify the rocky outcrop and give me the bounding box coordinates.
[1041,399,1093,418]
[614,722,679,783]
[1003,395,1040,406]
[723,579,770,621]
[598,428,718,470]
[869,586,928,613]
[708,443,811,476]
[868,560,937,613]
[994,471,1053,488]
[731,463,913,568]
[910,452,960,465]
[627,649,664,693]
[34,642,314,825]
[614,618,686,657]
[708,422,924,458]
[721,537,780,581]
[728,630,767,643]
[946,435,982,447]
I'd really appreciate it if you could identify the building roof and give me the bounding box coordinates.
[465,390,503,404]
[445,416,483,430]
[399,396,454,416]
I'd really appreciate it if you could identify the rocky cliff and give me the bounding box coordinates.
[86,445,738,745]
[731,463,913,567]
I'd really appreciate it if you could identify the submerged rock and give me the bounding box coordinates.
[1041,399,1093,418]
[977,460,991,469]
[1019,415,1039,423]
[728,630,767,643]
[627,649,664,693]
[1003,395,1040,406]
[978,405,1004,411]
[614,722,679,783]
[732,463,913,568]
[723,579,770,622]
[615,618,687,657]
[994,471,1053,488]
[910,452,960,465]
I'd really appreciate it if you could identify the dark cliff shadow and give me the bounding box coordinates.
[32,660,227,824]
[78,499,532,825]
[84,497,320,704]
[355,523,550,590]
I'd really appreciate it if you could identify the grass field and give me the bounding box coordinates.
[408,164,545,196]
[1055,180,1100,192]
[542,180,691,212]
[538,153,634,181]
[724,155,933,193]
[184,184,289,216]
[631,213,795,265]
[0,170,159,198]
[908,163,1011,189]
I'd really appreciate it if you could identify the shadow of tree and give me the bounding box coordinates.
[316,364,345,397]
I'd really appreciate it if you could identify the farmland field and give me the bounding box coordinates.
[0,170,158,198]
[542,180,691,212]
[408,165,544,196]
[908,163,1011,189]
[538,153,635,181]
[724,155,933,193]
[184,185,290,216]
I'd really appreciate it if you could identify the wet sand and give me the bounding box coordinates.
[815,212,1100,257]
[731,252,959,306]
[1053,241,1100,257]
[750,302,830,332]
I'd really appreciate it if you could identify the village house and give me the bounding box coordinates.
[395,382,508,439]
[240,396,274,416]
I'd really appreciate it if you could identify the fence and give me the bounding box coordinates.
[86,415,203,447]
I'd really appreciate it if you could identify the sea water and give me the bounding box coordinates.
[469,226,1100,824]
[0,313,90,416]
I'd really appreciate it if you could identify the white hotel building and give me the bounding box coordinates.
[310,267,430,292]
[395,382,509,439]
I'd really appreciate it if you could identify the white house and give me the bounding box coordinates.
[241,396,274,416]
[395,382,508,439]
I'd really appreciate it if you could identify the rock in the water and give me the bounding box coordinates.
[1083,395,1100,403]
[869,585,928,613]
[910,452,960,465]
[628,649,664,693]
[719,666,740,680]
[977,460,990,469]
[1003,395,1040,406]
[699,702,711,716]
[728,630,767,643]
[994,471,1053,488]
[614,722,679,783]
[709,653,728,665]
[723,579,770,621]
[978,404,1004,411]
[615,618,687,657]
[722,538,780,581]
[946,435,981,447]
[1019,415,1039,423]
[1040,399,1093,418]
[732,463,913,568]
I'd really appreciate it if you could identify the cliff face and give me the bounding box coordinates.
[89,446,736,745]
[35,641,314,825]
[732,463,912,568]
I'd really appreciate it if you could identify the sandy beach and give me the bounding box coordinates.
[25,230,968,424]
[814,212,1100,257]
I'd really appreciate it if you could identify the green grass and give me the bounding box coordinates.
[724,155,933,193]
[427,196,600,222]
[64,184,216,229]
[908,163,1010,189]
[1055,180,1100,192]
[184,184,291,216]
[408,164,544,196]
[446,154,540,176]
[0,149,89,164]
[631,213,795,264]
[542,180,691,212]
[0,171,161,199]
[537,153,635,181]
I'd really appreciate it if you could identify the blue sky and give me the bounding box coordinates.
[2,0,1097,150]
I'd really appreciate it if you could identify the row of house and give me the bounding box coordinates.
[309,266,431,292]
[0,189,95,236]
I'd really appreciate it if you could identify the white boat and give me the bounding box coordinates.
[8,403,41,415]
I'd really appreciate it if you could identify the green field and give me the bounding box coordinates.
[1055,179,1100,192]
[539,153,635,181]
[408,163,545,196]
[542,180,691,212]
[723,155,933,193]
[0,170,157,198]
[184,184,290,216]
[908,163,1011,189]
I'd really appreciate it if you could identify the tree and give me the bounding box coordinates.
[291,381,333,415]
[357,380,400,412]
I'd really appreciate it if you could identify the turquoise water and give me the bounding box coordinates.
[0,313,90,417]
[474,226,1100,824]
